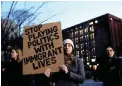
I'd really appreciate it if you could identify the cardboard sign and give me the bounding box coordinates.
[23,22,64,75]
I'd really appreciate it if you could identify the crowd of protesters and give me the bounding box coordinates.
[1,39,122,86]
[1,39,85,86]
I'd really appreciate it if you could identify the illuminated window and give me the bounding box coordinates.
[84,29,86,33]
[80,30,83,35]
[93,56,96,58]
[76,44,79,48]
[89,22,93,25]
[92,33,94,36]
[78,51,79,55]
[92,28,94,32]
[90,27,91,32]
[82,36,83,40]
[80,44,82,49]
[72,39,74,42]
[91,41,95,47]
[71,32,73,35]
[81,44,84,49]
[77,31,78,34]
[70,32,73,38]
[81,50,83,54]
[76,51,79,57]
[110,18,113,20]
[75,38,78,43]
[90,33,94,40]
[92,26,94,32]
[76,45,77,48]
[80,26,82,28]
[80,36,83,41]
[90,26,94,32]
[86,28,88,32]
[87,62,90,65]
[84,28,88,34]
[78,45,79,48]
[75,31,78,35]
[92,35,94,40]
[92,48,95,52]
[95,20,98,23]
[86,57,89,61]
[90,34,92,40]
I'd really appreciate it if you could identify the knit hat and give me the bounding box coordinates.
[63,39,74,49]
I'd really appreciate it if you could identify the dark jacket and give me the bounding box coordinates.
[34,74,51,86]
[52,57,85,86]
[98,56,122,86]
[5,59,22,86]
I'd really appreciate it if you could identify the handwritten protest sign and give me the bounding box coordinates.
[23,22,64,75]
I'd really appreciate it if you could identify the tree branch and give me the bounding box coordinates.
[1,6,35,40]
[3,1,15,29]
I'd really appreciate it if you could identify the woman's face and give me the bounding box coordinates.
[106,47,115,57]
[11,49,18,59]
[64,43,73,54]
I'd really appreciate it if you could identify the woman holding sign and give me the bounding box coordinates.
[35,39,85,86]
[51,39,85,86]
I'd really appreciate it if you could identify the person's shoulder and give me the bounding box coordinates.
[114,56,122,60]
[113,56,122,63]
[75,56,83,62]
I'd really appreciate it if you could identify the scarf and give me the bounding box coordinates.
[64,54,74,67]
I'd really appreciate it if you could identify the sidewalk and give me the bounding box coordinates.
[80,79,103,86]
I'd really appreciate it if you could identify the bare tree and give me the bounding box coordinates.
[1,1,61,50]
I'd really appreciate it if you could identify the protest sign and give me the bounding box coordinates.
[23,22,64,75]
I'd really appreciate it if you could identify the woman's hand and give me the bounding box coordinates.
[44,68,51,77]
[59,65,68,74]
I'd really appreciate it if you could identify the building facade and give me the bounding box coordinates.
[62,13,122,69]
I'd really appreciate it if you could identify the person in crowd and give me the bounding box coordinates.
[97,46,122,86]
[51,39,85,86]
[4,47,23,86]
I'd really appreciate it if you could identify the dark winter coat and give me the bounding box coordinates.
[52,56,85,86]
[5,59,23,86]
[34,74,51,86]
[98,56,122,86]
